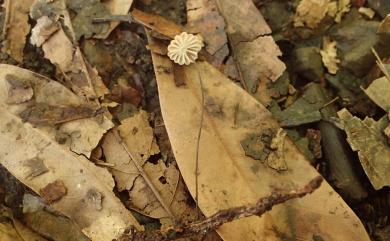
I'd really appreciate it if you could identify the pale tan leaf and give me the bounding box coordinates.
[1,0,35,62]
[294,0,330,29]
[0,65,142,241]
[335,0,351,23]
[216,0,285,96]
[216,0,271,41]
[320,37,340,74]
[95,0,134,39]
[128,161,179,219]
[150,43,370,241]
[186,0,228,65]
[0,65,113,157]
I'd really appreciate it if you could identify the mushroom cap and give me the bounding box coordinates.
[167,32,203,65]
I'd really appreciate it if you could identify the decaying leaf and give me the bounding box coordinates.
[149,35,370,241]
[216,0,285,97]
[320,37,340,74]
[103,112,198,229]
[267,128,288,171]
[1,0,35,62]
[378,14,390,33]
[294,0,330,29]
[40,180,68,204]
[332,0,351,23]
[187,0,229,66]
[0,66,142,241]
[338,108,390,189]
[0,65,113,157]
[102,111,159,191]
[274,84,324,127]
[5,76,33,104]
[30,0,109,100]
[363,76,390,111]
[0,206,48,241]
[30,16,60,47]
[95,0,134,39]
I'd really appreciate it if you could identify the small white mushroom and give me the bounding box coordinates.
[167,32,203,65]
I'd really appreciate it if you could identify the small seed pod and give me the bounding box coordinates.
[167,32,203,65]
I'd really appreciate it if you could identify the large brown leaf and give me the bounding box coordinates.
[0,64,141,241]
[150,47,370,240]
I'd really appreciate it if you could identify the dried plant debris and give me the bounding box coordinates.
[186,0,228,66]
[328,0,351,23]
[0,206,48,241]
[294,0,330,29]
[30,0,109,100]
[275,85,324,127]
[338,109,390,189]
[217,0,285,95]
[0,65,113,156]
[320,37,340,74]
[1,0,36,62]
[95,0,134,39]
[363,76,390,111]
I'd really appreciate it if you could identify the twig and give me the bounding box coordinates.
[118,176,323,241]
[2,0,11,39]
[113,130,176,221]
[194,66,205,220]
[372,47,390,82]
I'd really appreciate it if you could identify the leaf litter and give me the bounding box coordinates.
[0,0,389,241]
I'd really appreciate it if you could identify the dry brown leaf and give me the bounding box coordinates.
[216,0,285,102]
[1,0,35,62]
[186,0,229,66]
[294,0,330,29]
[216,0,271,42]
[30,1,109,100]
[0,64,112,156]
[0,65,142,241]
[235,36,285,93]
[102,111,159,191]
[320,37,340,74]
[128,161,179,219]
[95,0,134,39]
[132,9,184,39]
[149,37,370,240]
[335,0,351,23]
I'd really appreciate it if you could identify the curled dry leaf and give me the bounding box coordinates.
[1,0,35,62]
[0,64,142,241]
[294,0,330,29]
[148,33,370,241]
[320,37,340,74]
[167,32,204,65]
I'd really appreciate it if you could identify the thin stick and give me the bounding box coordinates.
[195,66,205,220]
[372,47,390,81]
[113,130,176,221]
[119,176,323,241]
[2,0,11,39]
